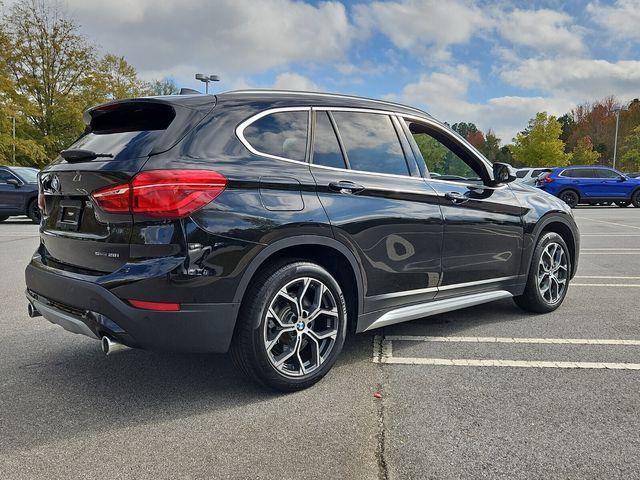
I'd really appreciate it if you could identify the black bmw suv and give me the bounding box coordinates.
[25,90,579,391]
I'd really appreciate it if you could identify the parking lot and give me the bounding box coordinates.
[1,207,639,479]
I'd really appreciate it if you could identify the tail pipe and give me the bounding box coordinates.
[101,336,130,355]
[27,302,41,318]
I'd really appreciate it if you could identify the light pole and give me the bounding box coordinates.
[612,105,628,170]
[12,116,16,164]
[195,74,220,94]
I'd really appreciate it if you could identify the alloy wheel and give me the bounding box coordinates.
[560,191,578,208]
[537,242,568,304]
[263,277,339,377]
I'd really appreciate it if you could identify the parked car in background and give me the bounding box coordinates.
[25,91,579,391]
[0,166,40,223]
[628,172,640,179]
[516,167,553,185]
[537,165,640,208]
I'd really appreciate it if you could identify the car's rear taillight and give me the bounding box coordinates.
[91,170,227,219]
[128,299,181,311]
[543,175,554,183]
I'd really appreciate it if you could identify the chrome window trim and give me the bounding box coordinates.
[236,105,494,185]
[437,275,519,291]
[235,106,311,164]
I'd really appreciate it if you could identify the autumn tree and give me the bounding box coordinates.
[620,126,640,172]
[510,112,571,167]
[91,54,146,101]
[571,136,600,165]
[1,0,96,161]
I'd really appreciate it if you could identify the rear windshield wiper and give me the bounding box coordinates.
[60,149,114,162]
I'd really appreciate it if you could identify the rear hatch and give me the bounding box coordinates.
[39,97,214,273]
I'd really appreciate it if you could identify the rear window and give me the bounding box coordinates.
[67,102,177,160]
[243,110,308,161]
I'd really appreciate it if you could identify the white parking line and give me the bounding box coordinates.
[373,336,640,370]
[572,283,640,287]
[574,217,640,231]
[580,252,640,255]
[575,276,640,279]
[384,335,640,345]
[581,234,640,237]
[380,357,640,370]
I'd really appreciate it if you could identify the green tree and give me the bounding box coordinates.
[571,136,600,165]
[413,133,448,173]
[510,112,571,167]
[620,126,640,172]
[479,129,501,162]
[144,78,180,96]
[1,0,95,162]
[451,122,478,138]
[91,54,145,100]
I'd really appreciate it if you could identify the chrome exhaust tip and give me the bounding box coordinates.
[101,336,129,355]
[27,302,41,318]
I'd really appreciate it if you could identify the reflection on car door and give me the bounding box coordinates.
[402,118,525,297]
[309,109,444,314]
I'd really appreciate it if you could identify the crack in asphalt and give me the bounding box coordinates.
[375,333,390,480]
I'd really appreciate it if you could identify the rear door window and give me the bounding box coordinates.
[516,170,528,178]
[563,168,595,178]
[312,112,346,169]
[331,112,410,176]
[243,110,308,161]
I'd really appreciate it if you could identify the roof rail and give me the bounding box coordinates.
[221,89,430,117]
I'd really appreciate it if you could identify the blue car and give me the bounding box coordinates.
[537,165,640,208]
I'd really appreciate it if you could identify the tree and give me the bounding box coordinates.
[571,136,600,165]
[1,0,95,162]
[145,78,180,96]
[466,130,485,150]
[620,126,640,172]
[510,112,571,167]
[479,129,501,162]
[92,54,145,100]
[451,122,478,138]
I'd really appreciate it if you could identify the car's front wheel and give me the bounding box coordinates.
[559,190,579,208]
[615,201,630,207]
[0,216,7,222]
[231,260,347,391]
[514,232,571,313]
[632,190,640,208]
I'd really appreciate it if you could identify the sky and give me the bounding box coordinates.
[55,0,640,142]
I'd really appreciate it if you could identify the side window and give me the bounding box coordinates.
[516,170,528,178]
[0,170,15,183]
[243,110,308,161]
[563,168,594,178]
[331,112,410,176]
[404,120,484,183]
[312,112,346,169]
[596,169,621,179]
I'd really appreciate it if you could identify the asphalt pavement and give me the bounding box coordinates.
[1,207,639,479]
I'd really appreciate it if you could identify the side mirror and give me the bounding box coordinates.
[492,162,517,185]
[618,176,626,182]
[6,178,21,188]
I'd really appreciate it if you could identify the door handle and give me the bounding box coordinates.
[444,191,469,204]
[329,181,365,194]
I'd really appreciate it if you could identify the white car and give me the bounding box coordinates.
[515,168,552,186]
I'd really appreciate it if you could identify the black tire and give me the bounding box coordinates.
[0,216,8,222]
[26,199,41,224]
[230,259,348,391]
[616,201,630,208]
[514,232,571,314]
[632,190,640,208]
[559,190,579,208]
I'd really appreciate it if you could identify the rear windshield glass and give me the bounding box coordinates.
[68,103,176,160]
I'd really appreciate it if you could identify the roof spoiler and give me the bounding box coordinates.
[179,88,201,95]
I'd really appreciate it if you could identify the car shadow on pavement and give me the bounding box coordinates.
[0,330,374,455]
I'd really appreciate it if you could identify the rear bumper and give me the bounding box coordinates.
[25,257,240,353]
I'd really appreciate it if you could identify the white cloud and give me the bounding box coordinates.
[497,9,584,54]
[272,72,320,91]
[587,0,640,41]
[501,58,640,100]
[63,0,352,82]
[389,67,573,141]
[353,0,492,60]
